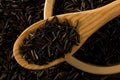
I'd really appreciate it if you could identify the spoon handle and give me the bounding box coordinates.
[79,0,120,53]
[44,0,55,19]
[81,0,120,38]
[65,0,120,75]
[62,0,120,56]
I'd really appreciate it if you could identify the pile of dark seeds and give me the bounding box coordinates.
[20,17,80,65]
[1,0,120,80]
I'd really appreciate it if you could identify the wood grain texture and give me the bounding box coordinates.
[13,0,120,74]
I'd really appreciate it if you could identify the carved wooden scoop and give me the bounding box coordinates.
[13,0,120,74]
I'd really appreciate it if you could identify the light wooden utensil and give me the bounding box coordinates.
[44,0,55,19]
[13,0,120,74]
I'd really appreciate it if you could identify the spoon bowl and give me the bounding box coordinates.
[13,0,120,73]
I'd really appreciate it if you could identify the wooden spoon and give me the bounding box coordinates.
[13,0,120,74]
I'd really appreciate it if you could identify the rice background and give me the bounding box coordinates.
[0,0,120,80]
